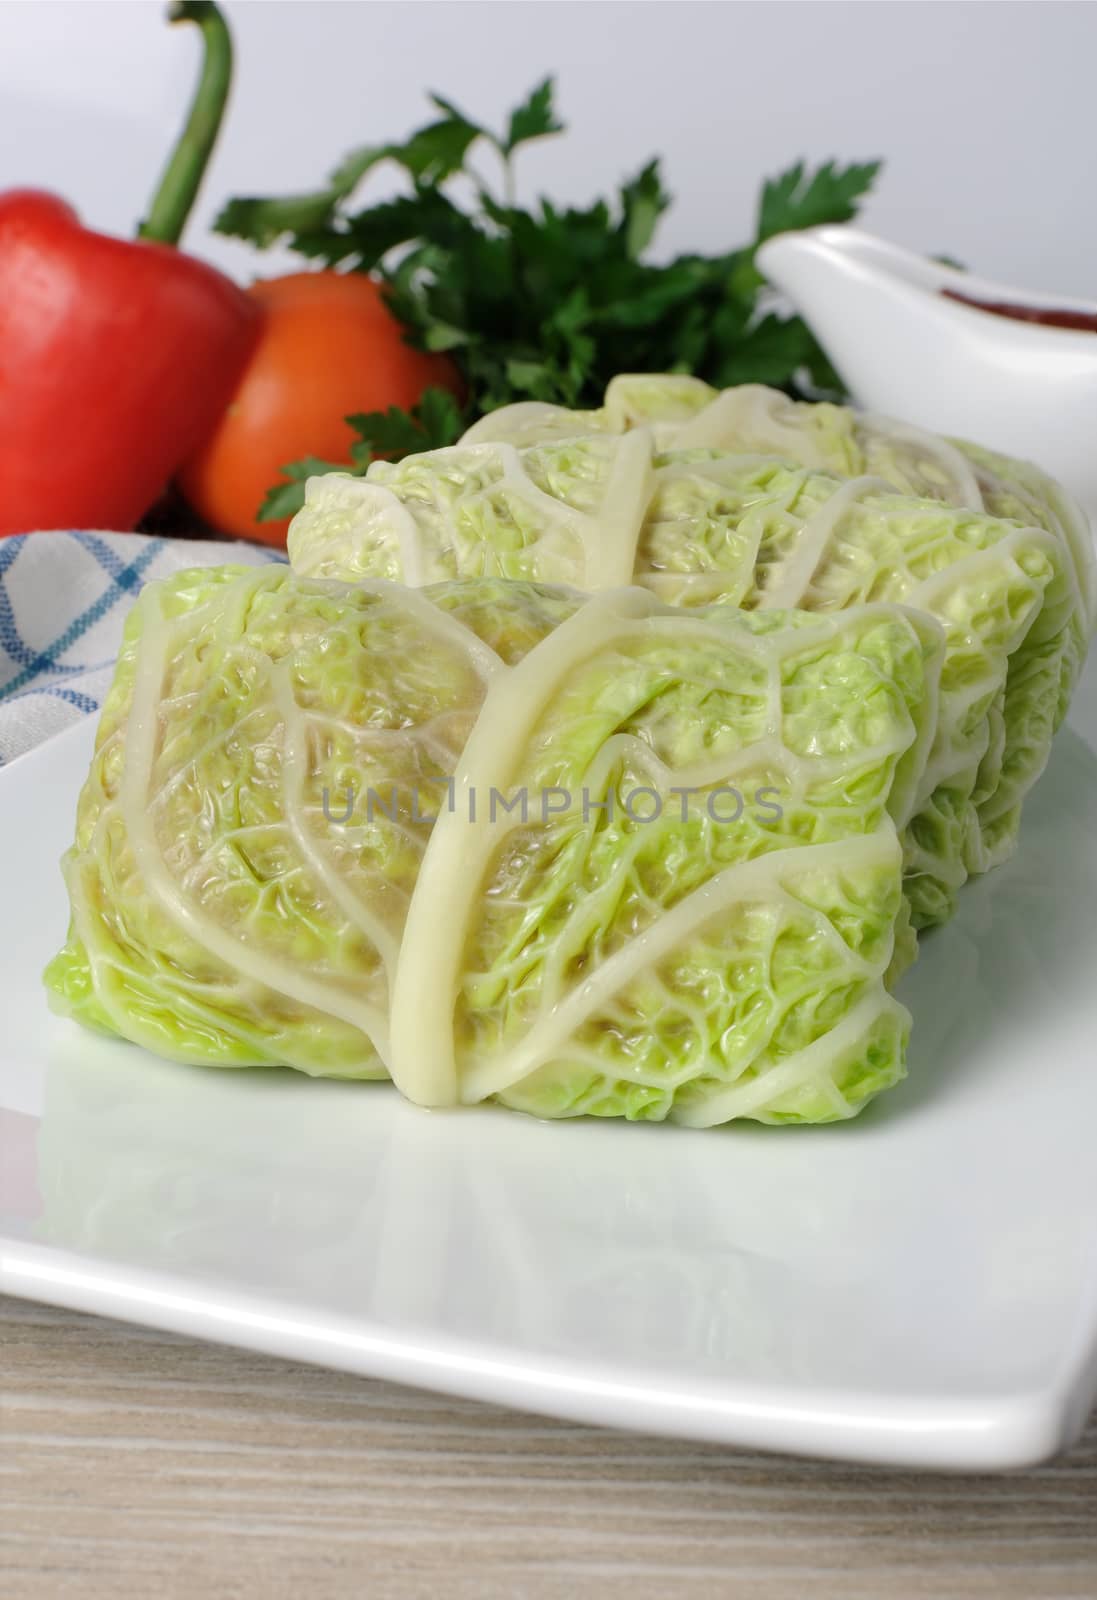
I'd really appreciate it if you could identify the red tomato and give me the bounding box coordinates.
[178,271,459,545]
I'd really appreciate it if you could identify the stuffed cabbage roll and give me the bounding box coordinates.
[288,428,1086,925]
[462,373,1096,629]
[45,567,942,1125]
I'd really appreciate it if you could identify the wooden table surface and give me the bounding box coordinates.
[3,1295,1096,1599]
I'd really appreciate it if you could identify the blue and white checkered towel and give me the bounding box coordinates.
[0,532,284,766]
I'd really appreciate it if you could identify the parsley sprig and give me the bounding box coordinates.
[215,81,880,522]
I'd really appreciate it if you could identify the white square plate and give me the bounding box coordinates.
[3,666,1097,1471]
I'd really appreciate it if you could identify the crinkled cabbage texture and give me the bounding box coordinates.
[288,407,1089,926]
[462,373,1097,627]
[45,567,942,1126]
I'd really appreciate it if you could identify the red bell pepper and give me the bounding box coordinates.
[0,2,259,536]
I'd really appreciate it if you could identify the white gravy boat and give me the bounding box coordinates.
[756,226,1097,529]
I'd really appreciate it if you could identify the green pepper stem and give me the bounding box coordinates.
[139,1,234,247]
